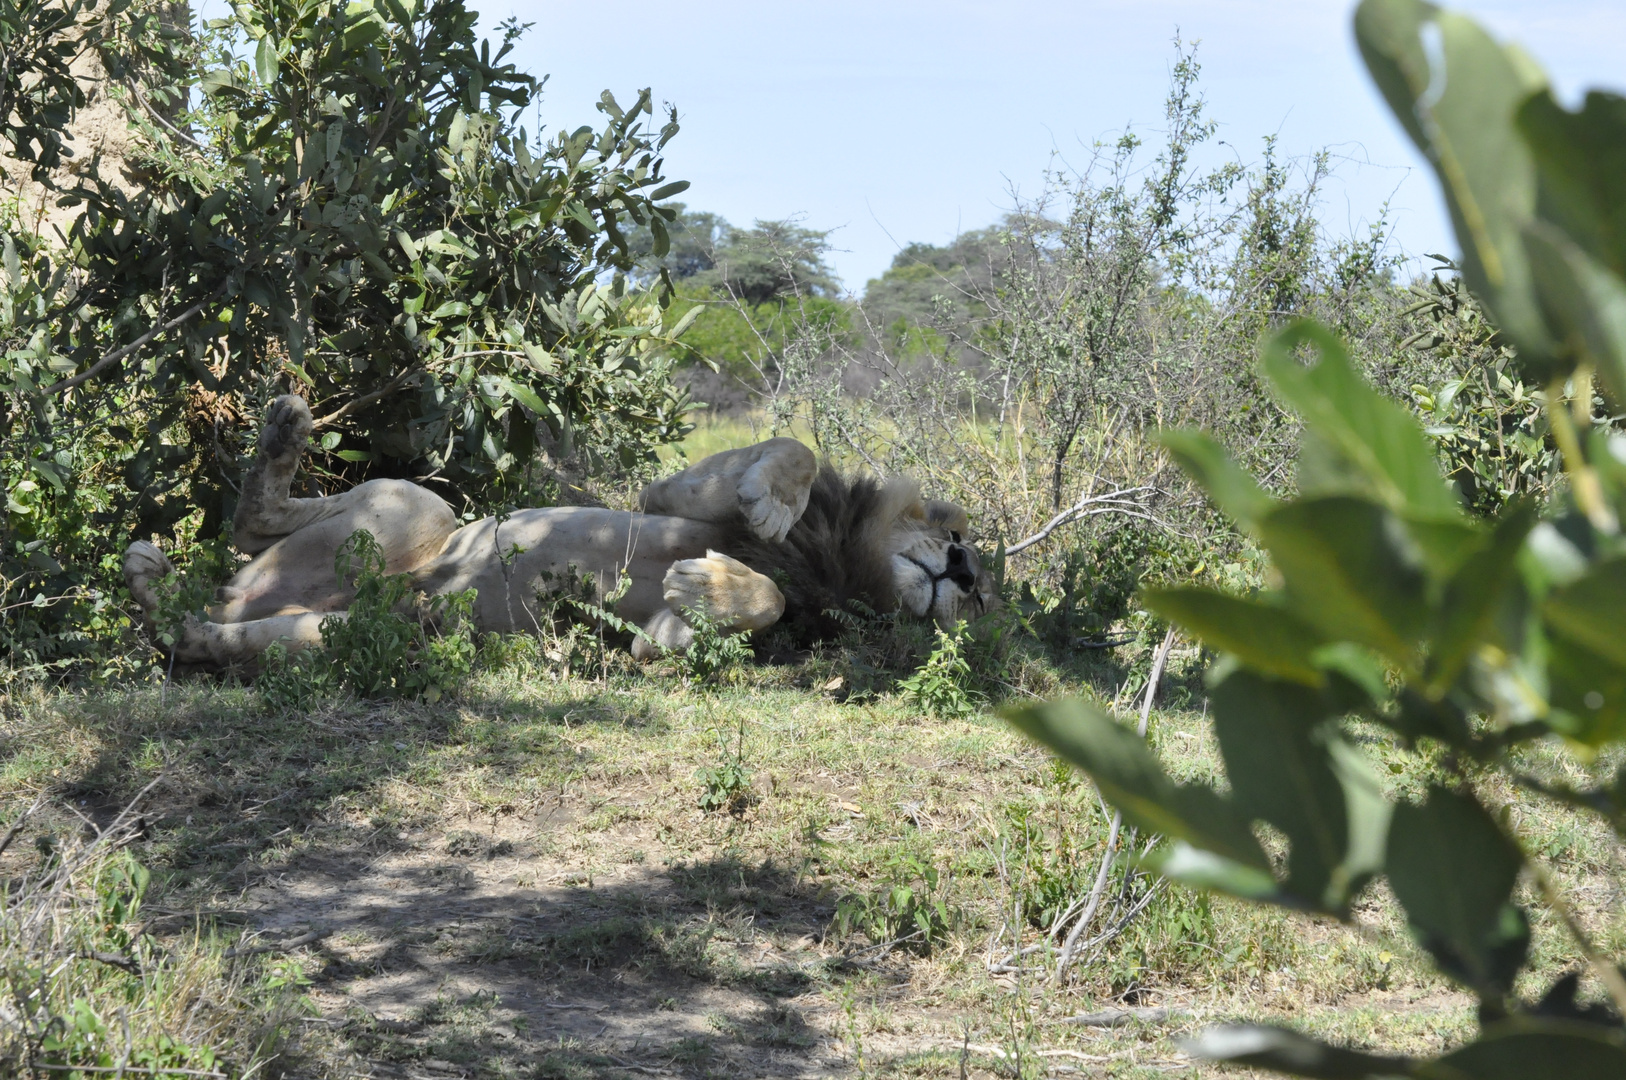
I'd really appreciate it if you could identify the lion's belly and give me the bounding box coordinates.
[411,508,728,634]
[214,479,457,622]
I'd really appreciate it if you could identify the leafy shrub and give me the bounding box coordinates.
[255,641,335,711]
[2,0,701,674]
[1401,264,1562,515]
[1012,5,1626,1073]
[254,529,475,705]
[694,760,752,816]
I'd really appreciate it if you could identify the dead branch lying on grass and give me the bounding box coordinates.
[1057,1005,1189,1027]
[986,630,1180,982]
[221,925,330,959]
[28,1066,227,1077]
[1050,626,1176,985]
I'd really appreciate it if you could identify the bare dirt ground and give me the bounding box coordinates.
[12,659,1607,1078]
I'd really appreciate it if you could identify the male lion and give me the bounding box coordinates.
[123,396,995,668]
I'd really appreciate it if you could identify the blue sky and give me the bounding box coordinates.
[485,1,1620,293]
[191,0,1622,291]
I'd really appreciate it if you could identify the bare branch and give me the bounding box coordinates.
[1003,486,1156,556]
[1050,627,1176,985]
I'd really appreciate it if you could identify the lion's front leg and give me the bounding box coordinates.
[638,438,816,542]
[628,551,784,662]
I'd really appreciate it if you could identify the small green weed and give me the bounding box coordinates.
[695,710,753,815]
[695,760,752,815]
[835,852,956,954]
[679,604,752,686]
[898,620,982,718]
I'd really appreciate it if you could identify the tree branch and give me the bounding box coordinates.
[1004,486,1156,556]
[311,365,425,428]
[46,286,223,395]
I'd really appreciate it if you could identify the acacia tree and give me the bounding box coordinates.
[1,0,697,667]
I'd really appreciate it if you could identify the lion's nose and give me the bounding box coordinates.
[945,545,976,591]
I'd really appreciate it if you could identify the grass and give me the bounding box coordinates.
[0,630,1621,1077]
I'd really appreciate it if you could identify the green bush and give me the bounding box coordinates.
[1010,3,1626,1073]
[255,529,475,705]
[2,0,700,675]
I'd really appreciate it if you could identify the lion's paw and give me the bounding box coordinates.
[739,487,797,544]
[663,550,785,632]
[259,394,314,461]
[123,540,176,617]
[737,447,813,542]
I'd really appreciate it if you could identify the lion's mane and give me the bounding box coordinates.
[719,464,920,644]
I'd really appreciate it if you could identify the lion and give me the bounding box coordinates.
[122,395,995,668]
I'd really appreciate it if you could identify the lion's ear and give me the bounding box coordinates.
[924,500,970,536]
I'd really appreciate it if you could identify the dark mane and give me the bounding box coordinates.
[719,464,904,644]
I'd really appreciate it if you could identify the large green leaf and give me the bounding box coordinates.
[1544,629,1626,746]
[1258,497,1430,667]
[1426,501,1537,693]
[1386,788,1528,999]
[1159,429,1276,533]
[1354,0,1560,378]
[1005,700,1274,890]
[1522,222,1626,410]
[1210,670,1390,915]
[1543,555,1626,669]
[1263,321,1461,522]
[1425,1023,1626,1079]
[1517,90,1626,279]
[1181,1024,1413,1078]
[1143,588,1325,686]
[1187,1021,1626,1079]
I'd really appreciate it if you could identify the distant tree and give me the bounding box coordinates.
[694,219,840,305]
[626,202,726,283]
[630,212,846,388]
[858,227,1006,357]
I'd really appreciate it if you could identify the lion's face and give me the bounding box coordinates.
[890,527,996,629]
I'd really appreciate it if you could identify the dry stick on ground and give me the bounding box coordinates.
[221,925,330,960]
[1050,626,1177,987]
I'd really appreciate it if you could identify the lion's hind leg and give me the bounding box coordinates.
[233,395,354,554]
[124,540,328,667]
[638,438,816,543]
